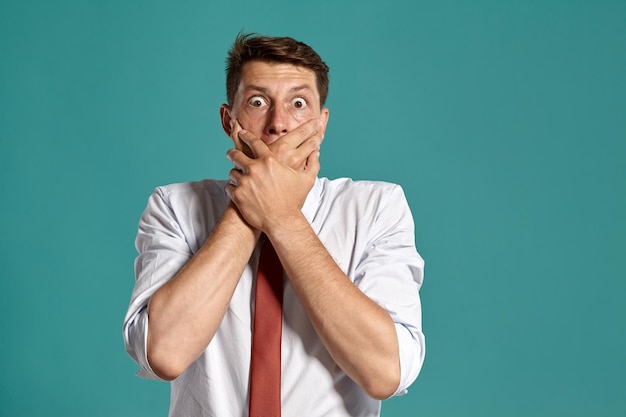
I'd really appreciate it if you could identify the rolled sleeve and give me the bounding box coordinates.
[354,185,426,395]
[122,187,193,380]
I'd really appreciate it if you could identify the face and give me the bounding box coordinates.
[221,61,329,147]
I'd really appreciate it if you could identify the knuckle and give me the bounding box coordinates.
[237,175,249,187]
[264,154,277,164]
[274,142,289,154]
[287,154,299,167]
[246,163,260,176]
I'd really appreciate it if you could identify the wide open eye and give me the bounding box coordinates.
[248,96,268,108]
[292,97,308,109]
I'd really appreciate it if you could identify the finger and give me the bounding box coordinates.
[238,129,270,158]
[229,119,243,148]
[304,149,321,176]
[225,183,235,201]
[226,148,251,171]
[228,119,255,157]
[271,118,322,150]
[228,168,243,186]
[296,129,324,156]
[279,129,324,171]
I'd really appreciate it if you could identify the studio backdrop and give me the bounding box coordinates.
[1,1,624,416]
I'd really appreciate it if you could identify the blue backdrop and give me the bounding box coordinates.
[1,1,624,416]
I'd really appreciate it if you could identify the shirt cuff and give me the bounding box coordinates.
[393,322,426,396]
[125,305,167,382]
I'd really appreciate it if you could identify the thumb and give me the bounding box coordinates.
[304,150,321,176]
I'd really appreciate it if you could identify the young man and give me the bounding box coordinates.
[123,33,425,416]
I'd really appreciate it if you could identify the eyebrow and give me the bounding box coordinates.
[244,84,314,94]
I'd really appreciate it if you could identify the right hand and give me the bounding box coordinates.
[225,130,320,233]
[229,118,324,170]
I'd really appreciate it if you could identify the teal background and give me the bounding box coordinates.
[1,0,624,416]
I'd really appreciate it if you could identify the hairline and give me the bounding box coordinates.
[226,34,329,107]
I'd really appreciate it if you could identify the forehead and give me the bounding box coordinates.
[237,61,319,96]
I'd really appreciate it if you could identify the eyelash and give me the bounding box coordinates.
[247,96,308,109]
[249,96,267,107]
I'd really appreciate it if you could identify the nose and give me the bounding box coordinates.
[265,105,289,140]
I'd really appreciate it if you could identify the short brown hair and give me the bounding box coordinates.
[225,33,330,106]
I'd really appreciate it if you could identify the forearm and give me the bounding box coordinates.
[267,213,401,399]
[147,203,258,380]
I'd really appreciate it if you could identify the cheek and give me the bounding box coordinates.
[238,109,267,133]
[289,106,319,123]
[290,110,310,122]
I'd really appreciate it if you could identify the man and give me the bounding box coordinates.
[123,33,425,416]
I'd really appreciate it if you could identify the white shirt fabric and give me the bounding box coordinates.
[123,177,425,417]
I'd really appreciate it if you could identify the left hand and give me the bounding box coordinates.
[225,129,320,233]
[228,118,324,170]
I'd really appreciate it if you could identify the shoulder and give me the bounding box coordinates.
[154,179,227,201]
[143,179,229,217]
[319,177,406,202]
[314,177,411,223]
[138,179,229,242]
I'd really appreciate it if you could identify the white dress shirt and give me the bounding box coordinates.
[123,177,425,417]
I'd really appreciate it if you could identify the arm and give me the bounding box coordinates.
[146,204,258,380]
[141,119,325,380]
[227,133,406,399]
[270,215,401,400]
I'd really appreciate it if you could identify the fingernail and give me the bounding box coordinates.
[229,119,235,129]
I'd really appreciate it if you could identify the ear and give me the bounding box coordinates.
[220,104,233,136]
[319,108,330,136]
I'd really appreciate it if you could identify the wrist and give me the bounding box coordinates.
[264,210,310,243]
[222,202,262,240]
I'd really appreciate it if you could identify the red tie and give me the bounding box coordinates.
[249,237,283,417]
